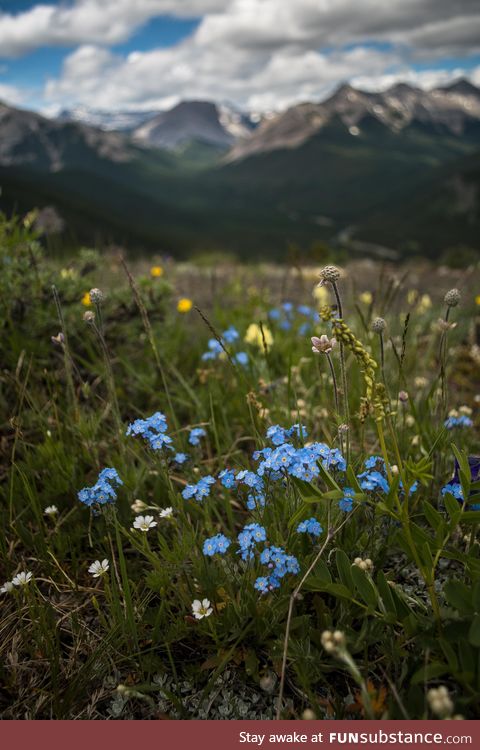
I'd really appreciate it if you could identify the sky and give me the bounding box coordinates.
[1,0,480,115]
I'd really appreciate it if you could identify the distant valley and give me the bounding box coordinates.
[1,80,480,261]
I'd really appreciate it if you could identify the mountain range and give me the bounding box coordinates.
[1,79,480,261]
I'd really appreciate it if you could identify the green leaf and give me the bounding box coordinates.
[451,444,471,497]
[443,579,474,615]
[351,565,378,608]
[376,571,398,616]
[468,614,480,647]
[409,522,431,548]
[423,502,444,533]
[313,559,332,584]
[302,581,352,600]
[464,493,480,506]
[288,503,311,530]
[336,549,354,592]
[346,465,363,493]
[459,511,480,524]
[439,639,458,672]
[472,581,480,613]
[411,662,450,685]
[443,494,461,524]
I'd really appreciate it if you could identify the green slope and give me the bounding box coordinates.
[1,115,480,259]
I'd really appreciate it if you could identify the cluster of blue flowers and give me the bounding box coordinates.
[444,415,473,429]
[126,411,192,466]
[126,411,172,451]
[441,483,464,500]
[174,452,188,464]
[296,517,323,536]
[78,468,123,508]
[189,427,206,446]
[201,325,248,366]
[202,519,299,593]
[185,423,349,516]
[357,455,418,496]
[254,437,346,483]
[441,456,480,510]
[268,302,320,336]
[182,475,216,502]
[338,488,355,512]
[203,533,231,556]
[237,523,267,560]
[255,546,300,593]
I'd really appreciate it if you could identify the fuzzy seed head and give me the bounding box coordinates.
[444,288,461,307]
[318,265,341,285]
[371,317,386,333]
[89,287,104,304]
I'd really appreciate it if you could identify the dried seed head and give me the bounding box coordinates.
[83,310,95,323]
[302,709,316,720]
[371,317,386,334]
[89,287,104,304]
[318,265,341,286]
[444,288,461,307]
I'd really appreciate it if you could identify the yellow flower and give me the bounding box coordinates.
[407,289,418,305]
[417,294,432,315]
[313,285,330,305]
[150,266,164,278]
[60,268,77,280]
[177,298,193,313]
[81,292,91,306]
[359,291,373,305]
[244,323,273,348]
[476,295,480,306]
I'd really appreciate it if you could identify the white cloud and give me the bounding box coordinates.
[0,82,26,106]
[0,0,227,57]
[3,0,480,113]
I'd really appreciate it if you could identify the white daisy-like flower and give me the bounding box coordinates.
[88,559,109,578]
[0,581,14,594]
[12,571,33,587]
[191,598,213,620]
[133,515,157,532]
[44,505,58,516]
[159,507,174,519]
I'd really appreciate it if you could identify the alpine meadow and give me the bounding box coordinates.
[1,0,480,726]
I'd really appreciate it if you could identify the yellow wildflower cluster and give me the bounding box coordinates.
[177,298,193,313]
[150,266,164,278]
[244,323,273,349]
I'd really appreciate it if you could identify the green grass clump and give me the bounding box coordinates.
[1,212,480,720]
